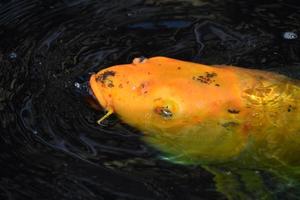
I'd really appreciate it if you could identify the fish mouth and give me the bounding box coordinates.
[89,74,108,110]
[88,83,97,100]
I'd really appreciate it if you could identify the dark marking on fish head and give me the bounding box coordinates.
[193,71,218,85]
[96,70,116,83]
[137,81,150,95]
[288,104,295,112]
[206,72,217,78]
[96,70,116,88]
[107,82,114,88]
[228,109,240,114]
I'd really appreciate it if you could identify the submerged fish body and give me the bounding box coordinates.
[90,57,300,198]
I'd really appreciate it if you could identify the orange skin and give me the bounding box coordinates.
[90,57,300,198]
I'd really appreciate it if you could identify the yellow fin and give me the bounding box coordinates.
[97,108,114,125]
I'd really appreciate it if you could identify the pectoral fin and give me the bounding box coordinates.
[239,170,273,200]
[203,166,273,200]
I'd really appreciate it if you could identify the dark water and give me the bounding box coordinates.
[1,0,300,199]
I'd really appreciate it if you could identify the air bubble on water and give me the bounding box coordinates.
[127,11,138,17]
[8,52,17,59]
[283,32,298,40]
[74,82,81,89]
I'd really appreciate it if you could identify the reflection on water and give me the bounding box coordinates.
[0,0,300,199]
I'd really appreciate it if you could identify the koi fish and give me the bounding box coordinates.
[89,57,300,199]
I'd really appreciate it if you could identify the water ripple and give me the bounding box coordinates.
[1,0,300,199]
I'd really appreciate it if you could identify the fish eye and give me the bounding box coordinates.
[153,98,178,120]
[154,106,173,119]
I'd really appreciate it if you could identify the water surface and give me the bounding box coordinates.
[1,0,300,199]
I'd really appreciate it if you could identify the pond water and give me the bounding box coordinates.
[1,0,300,199]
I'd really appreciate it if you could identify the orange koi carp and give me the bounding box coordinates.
[89,57,300,199]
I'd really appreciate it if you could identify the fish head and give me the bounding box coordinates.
[90,57,249,164]
[89,57,190,127]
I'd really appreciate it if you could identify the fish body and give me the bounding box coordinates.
[90,57,300,198]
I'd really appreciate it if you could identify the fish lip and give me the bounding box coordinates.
[88,84,97,100]
[89,74,108,110]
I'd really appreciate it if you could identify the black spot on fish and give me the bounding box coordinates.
[177,67,181,70]
[288,105,294,112]
[228,109,240,114]
[96,70,116,83]
[193,71,217,85]
[196,75,210,84]
[107,82,114,88]
[215,84,220,87]
[206,72,217,78]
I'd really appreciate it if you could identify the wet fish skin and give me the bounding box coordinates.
[90,57,300,198]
